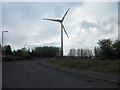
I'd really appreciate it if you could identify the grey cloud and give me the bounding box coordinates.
[80,21,98,30]
[2,2,44,28]
[100,18,117,35]
[2,2,83,29]
[78,39,86,44]
[118,2,120,40]
[6,32,28,45]
[80,19,117,35]
[53,2,83,17]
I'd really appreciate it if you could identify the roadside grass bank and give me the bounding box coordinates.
[45,58,119,75]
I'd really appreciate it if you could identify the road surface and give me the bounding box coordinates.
[0,54,2,89]
[2,59,118,88]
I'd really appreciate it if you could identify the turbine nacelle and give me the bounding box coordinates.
[43,8,70,23]
[43,8,70,38]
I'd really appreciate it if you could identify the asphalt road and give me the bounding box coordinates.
[0,54,2,89]
[2,59,118,88]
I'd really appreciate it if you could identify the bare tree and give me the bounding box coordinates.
[68,48,76,56]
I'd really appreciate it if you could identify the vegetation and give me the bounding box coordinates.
[67,39,120,60]
[31,46,60,58]
[12,48,32,60]
[3,46,60,61]
[46,58,119,75]
[94,39,120,59]
[2,45,12,57]
[68,48,93,58]
[45,39,120,74]
[2,39,120,63]
[3,56,24,61]
[5,45,12,56]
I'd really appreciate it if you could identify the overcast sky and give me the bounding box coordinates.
[1,1,118,55]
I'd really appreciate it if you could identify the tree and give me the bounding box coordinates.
[68,48,76,56]
[77,49,81,57]
[112,40,120,59]
[80,49,92,58]
[81,49,83,58]
[32,46,60,58]
[13,49,24,57]
[5,45,12,56]
[98,39,113,59]
[94,47,100,57]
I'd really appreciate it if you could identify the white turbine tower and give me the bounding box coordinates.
[43,8,70,56]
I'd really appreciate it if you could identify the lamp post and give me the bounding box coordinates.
[2,31,8,57]
[2,31,8,47]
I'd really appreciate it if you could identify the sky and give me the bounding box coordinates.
[0,1,119,55]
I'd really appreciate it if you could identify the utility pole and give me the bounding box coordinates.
[2,31,8,58]
[2,31,8,47]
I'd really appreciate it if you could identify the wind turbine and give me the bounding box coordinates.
[43,8,70,56]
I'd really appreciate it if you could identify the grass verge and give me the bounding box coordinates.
[46,58,119,75]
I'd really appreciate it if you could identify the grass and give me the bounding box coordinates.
[46,58,119,75]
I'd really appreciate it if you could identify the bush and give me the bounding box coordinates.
[3,56,24,61]
[25,53,32,60]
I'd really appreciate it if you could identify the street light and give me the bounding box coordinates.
[2,30,8,58]
[2,31,8,47]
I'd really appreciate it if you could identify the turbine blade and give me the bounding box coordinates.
[43,18,60,22]
[62,24,69,38]
[61,8,70,22]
